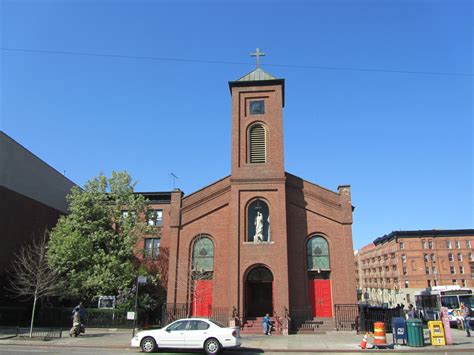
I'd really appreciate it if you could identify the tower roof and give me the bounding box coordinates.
[236,68,278,82]
[228,68,285,107]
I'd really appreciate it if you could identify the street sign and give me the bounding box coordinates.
[127,311,136,320]
[138,276,147,284]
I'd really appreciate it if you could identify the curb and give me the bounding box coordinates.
[1,342,474,353]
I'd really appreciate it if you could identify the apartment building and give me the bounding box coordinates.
[355,229,474,306]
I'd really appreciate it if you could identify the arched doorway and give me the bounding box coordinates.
[245,266,273,317]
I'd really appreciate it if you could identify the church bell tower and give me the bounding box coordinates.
[227,49,289,318]
[228,49,285,181]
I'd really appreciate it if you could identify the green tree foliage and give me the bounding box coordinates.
[48,172,148,301]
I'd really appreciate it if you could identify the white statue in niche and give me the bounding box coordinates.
[254,211,264,242]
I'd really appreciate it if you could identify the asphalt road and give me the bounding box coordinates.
[1,346,474,355]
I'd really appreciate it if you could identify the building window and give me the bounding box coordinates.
[399,242,405,250]
[403,267,407,275]
[448,253,454,262]
[467,240,471,248]
[425,267,430,275]
[307,236,330,271]
[401,254,406,264]
[248,124,266,163]
[462,279,467,287]
[422,240,426,249]
[431,254,436,262]
[452,279,457,285]
[460,266,465,274]
[434,280,438,286]
[428,240,433,249]
[427,280,432,287]
[455,240,461,249]
[249,100,265,115]
[457,253,463,262]
[247,199,270,242]
[450,266,456,274]
[192,235,214,273]
[469,253,473,262]
[147,209,163,226]
[471,265,474,279]
[144,238,160,259]
[432,266,437,274]
[424,254,429,263]
[405,280,409,288]
[446,240,452,249]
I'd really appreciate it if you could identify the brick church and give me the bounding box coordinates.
[145,59,357,324]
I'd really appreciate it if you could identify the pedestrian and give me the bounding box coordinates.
[69,306,81,337]
[73,301,86,321]
[262,313,271,335]
[460,302,472,337]
[406,304,416,319]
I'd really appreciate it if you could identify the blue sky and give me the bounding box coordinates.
[1,0,472,249]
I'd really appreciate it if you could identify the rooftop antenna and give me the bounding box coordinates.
[171,173,179,190]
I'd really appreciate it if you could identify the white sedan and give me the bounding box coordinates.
[131,318,242,354]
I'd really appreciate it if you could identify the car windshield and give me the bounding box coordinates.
[208,319,226,328]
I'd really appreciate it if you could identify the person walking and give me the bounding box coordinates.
[69,306,81,337]
[262,313,272,335]
[406,304,416,319]
[460,302,472,337]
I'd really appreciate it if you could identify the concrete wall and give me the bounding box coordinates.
[0,131,76,213]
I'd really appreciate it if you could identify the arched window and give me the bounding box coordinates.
[247,199,270,242]
[192,235,214,275]
[191,235,214,317]
[249,124,266,163]
[306,236,330,271]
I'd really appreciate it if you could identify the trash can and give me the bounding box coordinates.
[392,317,407,345]
[406,318,424,347]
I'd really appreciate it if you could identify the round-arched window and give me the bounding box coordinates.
[247,199,270,242]
[306,236,330,271]
[192,235,214,273]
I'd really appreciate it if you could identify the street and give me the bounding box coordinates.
[2,345,474,355]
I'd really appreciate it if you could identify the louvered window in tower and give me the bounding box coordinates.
[249,124,266,163]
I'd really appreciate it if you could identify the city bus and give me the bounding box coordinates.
[415,286,473,325]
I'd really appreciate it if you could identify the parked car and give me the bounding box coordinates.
[131,318,242,354]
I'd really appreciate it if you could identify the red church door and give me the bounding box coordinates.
[308,279,332,317]
[191,280,213,317]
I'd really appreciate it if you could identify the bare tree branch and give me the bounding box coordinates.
[7,231,58,337]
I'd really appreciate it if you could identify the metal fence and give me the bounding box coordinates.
[0,307,135,329]
[17,327,63,339]
[359,305,404,333]
[334,304,359,331]
[333,304,404,333]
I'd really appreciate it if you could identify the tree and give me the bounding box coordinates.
[48,171,149,302]
[8,231,58,337]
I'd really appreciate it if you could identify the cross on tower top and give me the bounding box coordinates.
[250,48,266,69]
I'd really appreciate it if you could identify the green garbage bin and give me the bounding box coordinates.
[406,318,424,347]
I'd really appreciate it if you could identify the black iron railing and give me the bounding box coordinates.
[334,304,359,331]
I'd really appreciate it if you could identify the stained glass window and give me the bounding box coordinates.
[306,236,330,270]
[192,235,214,272]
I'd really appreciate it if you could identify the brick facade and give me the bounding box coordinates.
[355,229,474,306]
[153,69,356,319]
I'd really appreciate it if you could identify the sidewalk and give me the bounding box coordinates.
[0,327,473,352]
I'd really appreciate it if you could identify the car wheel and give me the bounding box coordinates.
[141,336,157,353]
[204,338,221,355]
